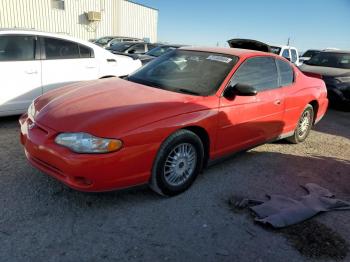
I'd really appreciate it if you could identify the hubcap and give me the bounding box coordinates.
[163,143,197,186]
[298,111,311,137]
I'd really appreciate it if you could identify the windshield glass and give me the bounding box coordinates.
[302,50,320,58]
[146,46,177,57]
[270,46,281,55]
[128,50,238,96]
[305,52,350,69]
[95,37,113,45]
[109,43,134,52]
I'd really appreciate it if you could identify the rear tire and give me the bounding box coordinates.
[286,104,314,144]
[150,130,204,196]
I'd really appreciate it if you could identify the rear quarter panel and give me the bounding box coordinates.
[283,69,328,133]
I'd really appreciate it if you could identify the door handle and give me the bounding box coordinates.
[25,70,38,74]
[274,100,281,105]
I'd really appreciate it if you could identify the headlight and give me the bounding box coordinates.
[55,133,123,153]
[335,76,350,83]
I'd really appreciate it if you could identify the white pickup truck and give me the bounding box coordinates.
[270,45,302,66]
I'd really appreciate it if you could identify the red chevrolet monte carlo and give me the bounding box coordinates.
[20,47,328,196]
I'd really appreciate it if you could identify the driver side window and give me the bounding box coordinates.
[231,57,279,91]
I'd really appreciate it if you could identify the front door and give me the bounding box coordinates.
[216,57,285,157]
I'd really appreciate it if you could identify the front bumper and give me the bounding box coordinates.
[19,114,152,192]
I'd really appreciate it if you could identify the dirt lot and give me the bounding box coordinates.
[0,109,349,262]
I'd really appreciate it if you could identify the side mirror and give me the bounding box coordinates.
[223,83,258,99]
[128,50,136,54]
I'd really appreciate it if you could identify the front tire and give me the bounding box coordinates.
[286,104,314,144]
[150,130,204,196]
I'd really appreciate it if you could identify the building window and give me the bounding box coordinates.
[51,0,65,10]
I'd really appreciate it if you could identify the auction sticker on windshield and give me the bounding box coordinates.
[206,55,232,63]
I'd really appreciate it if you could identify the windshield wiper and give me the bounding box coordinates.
[177,89,200,96]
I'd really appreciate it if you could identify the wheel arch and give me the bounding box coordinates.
[182,126,210,168]
[308,100,319,124]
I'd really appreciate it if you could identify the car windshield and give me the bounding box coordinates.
[270,46,281,55]
[302,50,320,58]
[146,46,178,57]
[109,43,134,52]
[128,50,238,96]
[95,37,113,45]
[304,52,350,69]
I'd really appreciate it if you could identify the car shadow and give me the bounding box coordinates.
[313,109,350,140]
[205,150,350,198]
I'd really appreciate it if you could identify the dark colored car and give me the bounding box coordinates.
[106,42,162,56]
[137,44,184,65]
[299,50,350,110]
[300,49,321,63]
[94,36,142,48]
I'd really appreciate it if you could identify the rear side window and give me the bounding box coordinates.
[44,37,79,59]
[282,49,290,59]
[276,59,294,86]
[291,49,298,63]
[0,35,35,61]
[79,44,94,58]
[231,57,279,91]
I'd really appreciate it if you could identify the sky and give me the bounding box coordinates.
[134,0,350,52]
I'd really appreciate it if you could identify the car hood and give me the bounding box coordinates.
[299,64,350,77]
[34,78,211,137]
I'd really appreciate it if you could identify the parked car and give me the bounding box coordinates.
[299,50,350,110]
[20,47,328,196]
[0,29,142,116]
[93,36,143,48]
[299,49,321,63]
[270,45,301,66]
[137,44,184,65]
[106,42,161,55]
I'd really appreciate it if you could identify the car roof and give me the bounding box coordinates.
[98,36,141,39]
[322,50,350,54]
[114,41,146,45]
[0,29,105,50]
[270,45,298,49]
[179,46,280,59]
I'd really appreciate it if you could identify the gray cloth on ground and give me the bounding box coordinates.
[249,183,350,228]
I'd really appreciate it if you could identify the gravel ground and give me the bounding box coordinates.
[0,109,349,262]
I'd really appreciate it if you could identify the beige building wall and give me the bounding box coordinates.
[0,0,158,42]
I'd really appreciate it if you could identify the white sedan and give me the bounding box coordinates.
[0,29,142,116]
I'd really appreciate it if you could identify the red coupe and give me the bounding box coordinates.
[20,47,328,196]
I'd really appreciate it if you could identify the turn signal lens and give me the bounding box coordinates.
[107,139,123,152]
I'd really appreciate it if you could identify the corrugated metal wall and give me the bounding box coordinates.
[0,0,158,42]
